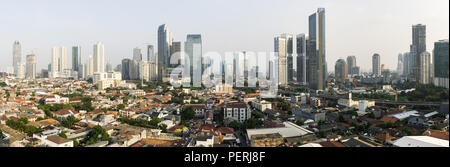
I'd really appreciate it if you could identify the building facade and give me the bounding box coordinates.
[433,39,449,89]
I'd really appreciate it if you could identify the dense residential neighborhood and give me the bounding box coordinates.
[0,77,448,147]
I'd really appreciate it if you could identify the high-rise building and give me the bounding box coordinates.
[372,53,381,76]
[351,66,360,76]
[139,61,150,81]
[72,46,81,72]
[402,52,413,78]
[412,24,426,81]
[274,36,287,85]
[433,39,449,89]
[308,8,327,90]
[335,59,347,83]
[25,54,36,79]
[130,59,140,80]
[121,58,132,80]
[158,24,173,81]
[13,41,22,77]
[185,34,202,86]
[296,34,307,85]
[281,34,294,83]
[347,56,356,75]
[397,54,404,75]
[419,52,431,84]
[84,55,94,79]
[147,45,155,62]
[50,47,68,78]
[171,41,182,66]
[93,42,105,73]
[133,47,142,61]
[147,45,157,81]
[106,62,112,72]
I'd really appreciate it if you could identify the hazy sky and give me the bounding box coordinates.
[0,0,448,73]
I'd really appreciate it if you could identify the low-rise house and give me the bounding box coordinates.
[204,110,213,124]
[188,136,214,147]
[391,136,449,147]
[183,104,206,118]
[293,108,326,122]
[53,109,78,119]
[251,100,272,112]
[246,121,314,146]
[43,135,73,147]
[422,130,449,140]
[45,95,69,105]
[223,102,251,123]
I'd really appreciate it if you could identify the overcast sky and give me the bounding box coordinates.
[0,0,448,73]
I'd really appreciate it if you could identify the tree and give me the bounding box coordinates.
[159,124,168,133]
[59,132,68,139]
[295,120,304,126]
[0,82,7,87]
[228,121,240,129]
[82,125,110,146]
[61,116,80,129]
[242,118,263,130]
[149,118,162,127]
[0,130,3,138]
[181,107,195,121]
[117,104,125,110]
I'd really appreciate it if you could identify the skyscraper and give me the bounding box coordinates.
[281,34,294,83]
[50,47,67,78]
[13,41,22,77]
[147,45,158,81]
[372,53,381,76]
[133,47,142,61]
[185,34,202,86]
[296,34,307,85]
[158,24,173,81]
[121,58,132,80]
[274,36,287,86]
[93,42,105,73]
[171,41,182,66]
[335,59,347,83]
[139,61,150,81]
[412,24,426,81]
[72,46,81,72]
[346,56,356,75]
[308,8,327,90]
[106,62,112,72]
[397,54,404,75]
[419,52,431,84]
[433,39,449,88]
[25,54,36,79]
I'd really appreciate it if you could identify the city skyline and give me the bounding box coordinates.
[0,0,449,72]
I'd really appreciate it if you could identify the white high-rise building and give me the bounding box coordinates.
[50,47,68,78]
[133,48,142,61]
[139,61,150,82]
[93,42,105,73]
[26,54,36,79]
[275,36,287,85]
[13,41,22,77]
[84,55,94,79]
[17,64,25,79]
[419,52,431,84]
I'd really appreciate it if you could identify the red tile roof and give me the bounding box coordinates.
[319,141,346,147]
[422,130,449,141]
